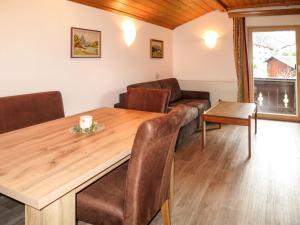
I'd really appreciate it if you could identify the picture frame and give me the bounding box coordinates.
[71,27,101,58]
[150,39,164,58]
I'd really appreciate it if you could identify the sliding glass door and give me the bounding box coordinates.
[248,26,300,121]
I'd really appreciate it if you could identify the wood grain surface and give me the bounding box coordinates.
[204,101,256,120]
[2,121,300,225]
[69,0,300,29]
[0,108,162,210]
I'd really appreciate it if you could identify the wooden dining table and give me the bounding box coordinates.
[0,107,162,225]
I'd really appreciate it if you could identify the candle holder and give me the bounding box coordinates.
[72,121,99,134]
[70,115,105,135]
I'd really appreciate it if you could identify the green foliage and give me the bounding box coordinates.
[91,41,98,48]
[73,122,98,135]
[74,34,80,46]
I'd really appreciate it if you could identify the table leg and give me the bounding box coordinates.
[169,158,174,210]
[255,104,258,134]
[161,200,171,225]
[25,190,76,225]
[248,116,252,159]
[202,116,206,149]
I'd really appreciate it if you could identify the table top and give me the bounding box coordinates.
[204,101,257,120]
[0,107,162,210]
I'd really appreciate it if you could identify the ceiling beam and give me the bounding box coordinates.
[228,8,300,18]
[212,0,228,11]
[227,2,300,10]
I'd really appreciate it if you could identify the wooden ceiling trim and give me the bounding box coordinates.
[212,0,228,11]
[228,3,300,10]
[228,8,300,17]
[225,0,300,10]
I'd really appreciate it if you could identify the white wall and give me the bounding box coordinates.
[173,12,300,105]
[0,0,172,115]
[246,15,300,26]
[2,1,299,114]
[173,11,237,105]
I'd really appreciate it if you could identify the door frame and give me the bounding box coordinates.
[248,26,300,122]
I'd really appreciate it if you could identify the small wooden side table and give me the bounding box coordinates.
[202,101,257,158]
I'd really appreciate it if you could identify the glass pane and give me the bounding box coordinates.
[252,30,297,115]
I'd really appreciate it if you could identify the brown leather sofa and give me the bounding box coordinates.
[0,91,65,134]
[114,78,211,146]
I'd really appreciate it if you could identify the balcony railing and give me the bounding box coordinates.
[254,78,296,115]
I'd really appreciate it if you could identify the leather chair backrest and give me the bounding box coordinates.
[159,78,182,103]
[127,88,171,113]
[124,105,187,225]
[0,91,64,134]
[127,80,161,89]
[126,78,182,104]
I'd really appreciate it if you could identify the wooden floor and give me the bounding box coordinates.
[1,120,300,225]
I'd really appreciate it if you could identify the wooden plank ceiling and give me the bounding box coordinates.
[70,0,300,29]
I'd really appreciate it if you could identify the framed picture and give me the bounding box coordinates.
[150,39,164,58]
[71,27,101,58]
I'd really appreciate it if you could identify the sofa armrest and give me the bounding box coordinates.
[114,92,128,109]
[181,90,210,101]
[114,103,122,108]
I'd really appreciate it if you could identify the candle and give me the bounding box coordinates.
[80,115,93,130]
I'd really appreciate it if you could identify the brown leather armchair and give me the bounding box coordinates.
[0,91,65,134]
[127,87,171,113]
[76,105,187,225]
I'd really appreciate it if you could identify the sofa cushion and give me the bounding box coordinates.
[171,99,210,114]
[159,78,182,103]
[169,104,198,126]
[127,80,161,89]
[0,91,64,134]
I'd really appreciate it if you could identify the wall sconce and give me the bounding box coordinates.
[122,20,136,47]
[203,31,218,49]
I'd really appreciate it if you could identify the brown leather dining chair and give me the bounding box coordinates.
[126,87,171,113]
[76,105,187,225]
[0,91,65,134]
